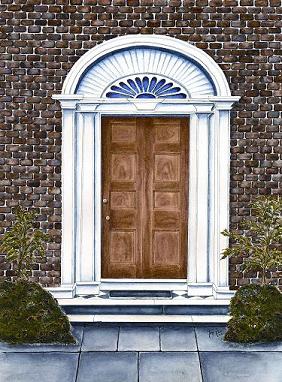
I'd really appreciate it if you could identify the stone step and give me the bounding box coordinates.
[67,314,230,323]
[63,304,229,316]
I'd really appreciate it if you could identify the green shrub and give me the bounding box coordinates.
[0,208,75,345]
[0,280,75,344]
[225,284,282,343]
[221,196,282,343]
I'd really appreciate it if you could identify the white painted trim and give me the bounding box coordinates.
[187,283,213,297]
[67,314,230,323]
[47,285,76,299]
[62,35,231,97]
[52,35,241,301]
[54,99,239,299]
[187,113,197,283]
[76,49,214,97]
[47,283,236,301]
[195,114,209,282]
[60,108,76,288]
[94,112,102,284]
[100,280,187,292]
[213,286,235,300]
[76,113,95,285]
[54,295,232,306]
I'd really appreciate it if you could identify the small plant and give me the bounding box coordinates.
[221,195,282,343]
[0,280,76,344]
[221,196,282,285]
[0,207,75,345]
[0,207,49,280]
[225,284,282,343]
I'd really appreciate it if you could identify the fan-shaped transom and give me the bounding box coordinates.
[76,47,216,98]
[105,75,188,99]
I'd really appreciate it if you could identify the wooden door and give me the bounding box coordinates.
[102,117,188,279]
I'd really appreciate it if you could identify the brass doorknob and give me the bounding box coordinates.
[105,216,110,221]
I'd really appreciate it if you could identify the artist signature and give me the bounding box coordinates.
[208,329,224,338]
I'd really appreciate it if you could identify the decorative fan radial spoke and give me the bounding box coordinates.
[106,76,187,99]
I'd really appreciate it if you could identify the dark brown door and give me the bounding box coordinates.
[102,117,188,279]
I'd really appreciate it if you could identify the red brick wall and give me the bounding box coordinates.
[0,0,281,288]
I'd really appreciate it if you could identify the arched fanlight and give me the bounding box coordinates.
[106,76,187,99]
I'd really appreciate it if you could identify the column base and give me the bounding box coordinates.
[187,283,214,297]
[47,283,100,299]
[213,285,235,300]
[46,284,76,299]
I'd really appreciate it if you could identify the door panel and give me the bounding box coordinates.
[154,154,180,181]
[110,231,136,263]
[144,118,188,278]
[153,231,179,265]
[154,192,179,209]
[102,118,142,278]
[111,192,136,209]
[102,117,188,279]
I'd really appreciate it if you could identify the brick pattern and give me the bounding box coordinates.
[0,1,281,288]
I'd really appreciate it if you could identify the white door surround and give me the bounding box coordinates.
[51,35,240,300]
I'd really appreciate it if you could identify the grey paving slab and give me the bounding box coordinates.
[0,325,83,353]
[139,352,202,382]
[160,325,197,351]
[0,352,79,382]
[195,326,282,351]
[118,326,160,351]
[200,351,282,382]
[76,352,138,382]
[81,325,119,351]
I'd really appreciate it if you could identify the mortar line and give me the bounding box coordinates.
[74,324,85,382]
[194,326,204,382]
[117,325,121,351]
[75,351,82,382]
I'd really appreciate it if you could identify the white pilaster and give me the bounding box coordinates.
[187,113,212,296]
[187,113,198,284]
[60,103,77,297]
[76,112,99,295]
[211,104,236,299]
[94,112,102,283]
[218,109,231,287]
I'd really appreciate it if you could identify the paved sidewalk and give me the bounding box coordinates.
[0,324,281,382]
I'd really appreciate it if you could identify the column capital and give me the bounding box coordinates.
[52,95,83,109]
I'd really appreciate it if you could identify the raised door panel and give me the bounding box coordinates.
[145,118,188,279]
[154,192,179,209]
[111,154,136,181]
[154,154,180,182]
[153,231,180,265]
[111,192,136,209]
[110,231,136,264]
[102,118,142,278]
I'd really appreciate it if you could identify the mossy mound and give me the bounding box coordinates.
[225,284,282,343]
[0,280,75,344]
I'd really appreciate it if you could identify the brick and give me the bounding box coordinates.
[0,1,281,289]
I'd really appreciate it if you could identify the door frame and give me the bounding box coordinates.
[97,109,204,294]
[48,96,239,300]
[49,32,240,301]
